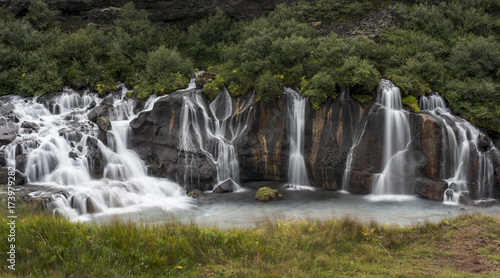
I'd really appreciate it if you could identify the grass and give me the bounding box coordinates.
[0,201,499,277]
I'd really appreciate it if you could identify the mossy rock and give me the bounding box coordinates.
[256,187,283,202]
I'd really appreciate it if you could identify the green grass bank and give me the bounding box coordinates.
[1,201,499,277]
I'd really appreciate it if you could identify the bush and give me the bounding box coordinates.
[447,36,500,79]
[402,96,420,113]
[187,10,234,65]
[337,56,379,93]
[255,72,281,102]
[134,46,192,98]
[301,71,337,110]
[25,0,60,30]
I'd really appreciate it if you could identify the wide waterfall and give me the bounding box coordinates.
[419,93,496,203]
[284,88,310,189]
[1,86,193,221]
[372,80,413,195]
[177,88,253,191]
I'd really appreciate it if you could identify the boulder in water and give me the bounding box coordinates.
[15,153,28,173]
[415,178,447,201]
[213,179,238,193]
[0,118,18,146]
[255,187,283,202]
[21,121,40,133]
[445,189,454,200]
[187,189,204,198]
[459,194,476,206]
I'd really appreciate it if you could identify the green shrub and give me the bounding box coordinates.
[337,56,379,93]
[447,36,500,79]
[134,46,192,98]
[255,72,281,102]
[187,10,234,65]
[25,0,60,30]
[301,71,337,110]
[402,96,420,113]
[202,74,225,101]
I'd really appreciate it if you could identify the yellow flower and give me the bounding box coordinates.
[175,266,183,269]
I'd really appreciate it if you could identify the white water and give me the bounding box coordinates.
[284,88,310,188]
[419,93,496,204]
[177,88,253,191]
[372,80,413,195]
[1,87,193,221]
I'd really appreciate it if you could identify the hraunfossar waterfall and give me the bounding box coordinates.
[1,79,500,226]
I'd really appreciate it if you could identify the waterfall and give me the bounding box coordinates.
[341,88,364,191]
[372,80,413,195]
[177,88,253,191]
[0,87,192,221]
[419,93,496,203]
[284,88,310,188]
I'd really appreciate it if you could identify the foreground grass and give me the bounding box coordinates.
[1,202,499,277]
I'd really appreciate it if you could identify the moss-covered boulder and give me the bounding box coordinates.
[255,187,283,202]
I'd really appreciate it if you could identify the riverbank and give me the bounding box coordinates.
[1,201,499,277]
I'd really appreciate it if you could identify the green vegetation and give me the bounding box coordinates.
[255,186,283,201]
[1,201,499,277]
[0,0,499,130]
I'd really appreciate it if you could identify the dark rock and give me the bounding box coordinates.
[448,183,460,193]
[0,167,26,186]
[213,179,238,193]
[0,150,6,167]
[21,121,40,133]
[96,117,112,132]
[187,189,204,198]
[68,151,78,159]
[87,100,97,110]
[238,92,285,182]
[255,186,283,202]
[477,134,492,152]
[459,194,476,206]
[86,197,97,214]
[15,153,28,173]
[130,89,217,189]
[414,178,447,201]
[0,117,18,146]
[86,137,104,178]
[445,189,454,200]
[88,105,111,123]
[306,89,361,190]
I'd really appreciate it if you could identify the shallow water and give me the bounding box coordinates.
[68,183,500,228]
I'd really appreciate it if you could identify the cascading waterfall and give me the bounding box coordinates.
[372,80,413,195]
[284,88,310,188]
[177,88,253,191]
[419,93,496,203]
[1,87,192,221]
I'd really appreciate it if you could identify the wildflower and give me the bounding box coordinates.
[175,266,183,269]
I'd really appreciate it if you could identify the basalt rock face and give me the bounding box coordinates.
[129,86,500,200]
[306,92,363,190]
[1,0,303,28]
[238,96,286,182]
[130,89,216,191]
[0,102,18,147]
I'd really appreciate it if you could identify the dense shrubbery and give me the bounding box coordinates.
[0,0,499,130]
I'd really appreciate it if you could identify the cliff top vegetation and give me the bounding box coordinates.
[0,0,499,131]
